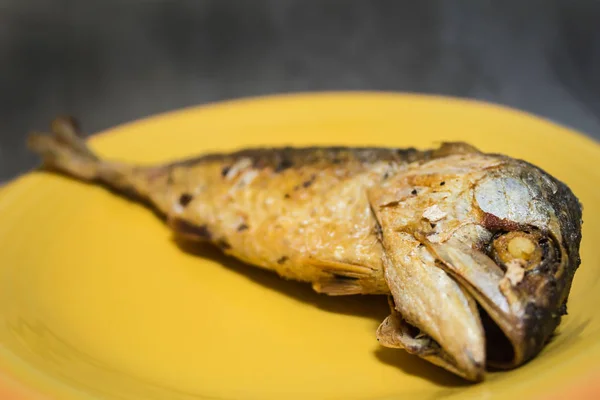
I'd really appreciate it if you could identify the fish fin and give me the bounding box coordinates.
[168,216,213,242]
[312,277,365,295]
[376,305,484,382]
[27,116,101,180]
[432,142,482,158]
[306,258,373,279]
[307,259,374,295]
[377,309,435,354]
[28,116,157,205]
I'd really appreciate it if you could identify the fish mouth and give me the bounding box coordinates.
[377,297,517,380]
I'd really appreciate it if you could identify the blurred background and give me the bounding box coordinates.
[1,0,599,182]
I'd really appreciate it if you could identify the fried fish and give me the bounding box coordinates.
[26,116,583,382]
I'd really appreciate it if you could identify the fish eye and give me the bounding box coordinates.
[489,229,560,274]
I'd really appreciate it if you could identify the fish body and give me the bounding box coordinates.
[27,117,583,382]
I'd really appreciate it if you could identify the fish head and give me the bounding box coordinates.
[417,152,583,370]
[370,144,583,378]
[463,157,582,368]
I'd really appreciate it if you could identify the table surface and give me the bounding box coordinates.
[1,0,599,182]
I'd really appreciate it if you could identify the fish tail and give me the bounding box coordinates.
[27,116,102,181]
[28,116,172,213]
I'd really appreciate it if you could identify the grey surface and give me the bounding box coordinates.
[1,0,600,182]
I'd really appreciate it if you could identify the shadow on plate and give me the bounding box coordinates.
[173,237,471,388]
[374,348,471,388]
[173,238,390,319]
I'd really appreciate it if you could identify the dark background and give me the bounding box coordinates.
[1,0,599,182]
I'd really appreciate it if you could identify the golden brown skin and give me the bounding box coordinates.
[27,117,583,382]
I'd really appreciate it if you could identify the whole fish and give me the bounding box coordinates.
[27,116,583,382]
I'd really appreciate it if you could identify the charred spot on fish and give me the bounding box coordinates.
[277,256,288,265]
[217,239,231,250]
[221,166,231,177]
[383,171,390,180]
[302,174,317,188]
[178,193,193,207]
[237,223,249,232]
[275,158,293,173]
[440,181,446,186]
[284,193,291,199]
[411,189,418,195]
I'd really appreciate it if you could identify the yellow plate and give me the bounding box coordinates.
[0,92,599,400]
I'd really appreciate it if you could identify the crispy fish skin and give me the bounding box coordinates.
[27,117,583,382]
[160,146,416,296]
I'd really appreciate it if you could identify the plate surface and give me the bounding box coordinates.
[0,92,599,400]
